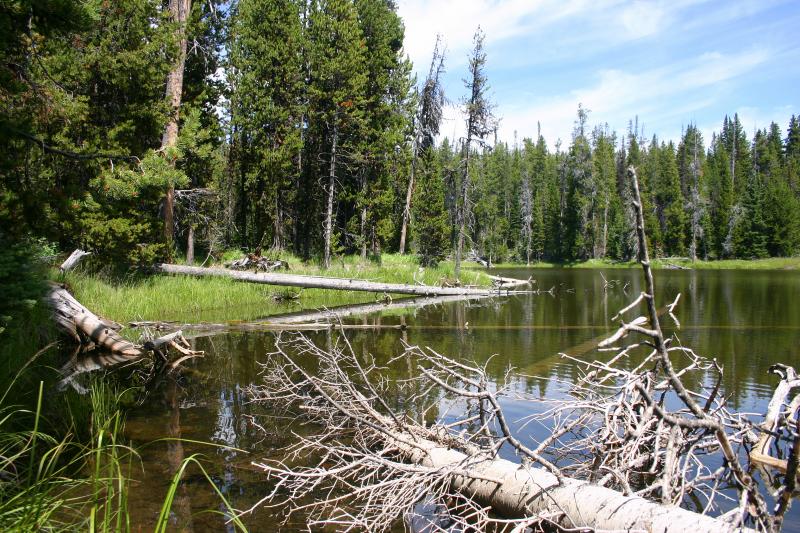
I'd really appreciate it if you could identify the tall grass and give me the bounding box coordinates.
[64,253,493,325]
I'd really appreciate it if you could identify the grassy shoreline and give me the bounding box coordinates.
[477,257,800,271]
[61,253,800,327]
[65,253,493,326]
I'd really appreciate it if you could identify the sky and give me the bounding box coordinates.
[396,0,800,149]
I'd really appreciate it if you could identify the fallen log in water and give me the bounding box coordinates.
[129,293,495,336]
[47,282,142,356]
[155,263,507,296]
[248,334,752,533]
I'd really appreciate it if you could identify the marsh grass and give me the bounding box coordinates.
[64,253,492,326]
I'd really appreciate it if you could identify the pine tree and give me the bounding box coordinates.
[657,141,687,256]
[454,27,494,278]
[307,0,367,268]
[230,0,305,250]
[677,125,706,260]
[563,105,594,260]
[413,147,448,266]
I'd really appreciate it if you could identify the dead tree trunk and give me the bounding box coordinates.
[323,114,338,269]
[154,263,501,296]
[247,335,753,533]
[398,154,415,255]
[47,282,142,357]
[186,225,194,265]
[59,249,91,273]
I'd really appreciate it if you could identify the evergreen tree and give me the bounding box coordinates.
[656,141,687,256]
[454,27,494,278]
[563,105,594,260]
[677,125,706,260]
[413,147,448,266]
[306,0,367,268]
[230,0,304,250]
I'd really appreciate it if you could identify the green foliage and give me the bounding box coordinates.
[0,235,51,334]
[413,149,449,266]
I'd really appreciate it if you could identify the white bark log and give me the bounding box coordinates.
[59,249,91,273]
[46,283,142,357]
[154,263,501,296]
[391,423,749,532]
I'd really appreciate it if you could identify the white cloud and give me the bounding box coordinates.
[495,48,770,146]
[397,0,596,74]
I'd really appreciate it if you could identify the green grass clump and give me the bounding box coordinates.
[64,253,493,326]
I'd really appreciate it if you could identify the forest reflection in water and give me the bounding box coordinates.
[111,268,799,532]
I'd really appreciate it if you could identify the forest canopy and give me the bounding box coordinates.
[2,0,799,268]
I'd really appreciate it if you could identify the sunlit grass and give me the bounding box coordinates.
[63,253,493,325]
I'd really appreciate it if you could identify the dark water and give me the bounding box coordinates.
[120,268,800,531]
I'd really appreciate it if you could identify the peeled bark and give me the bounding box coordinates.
[391,426,747,532]
[398,157,415,254]
[154,263,501,296]
[47,283,142,357]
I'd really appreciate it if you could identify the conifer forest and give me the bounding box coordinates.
[3,2,800,532]
[3,0,799,271]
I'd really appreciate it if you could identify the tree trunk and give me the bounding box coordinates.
[161,0,192,250]
[186,225,194,264]
[455,142,471,279]
[154,263,502,297]
[59,249,91,273]
[398,152,416,254]
[391,426,748,533]
[323,115,338,269]
[360,170,367,260]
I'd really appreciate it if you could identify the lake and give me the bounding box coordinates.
[119,267,800,531]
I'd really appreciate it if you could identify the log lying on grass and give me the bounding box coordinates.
[154,263,509,296]
[46,282,202,361]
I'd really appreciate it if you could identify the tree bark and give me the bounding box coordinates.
[398,154,416,254]
[186,225,194,264]
[59,249,91,273]
[46,283,142,357]
[154,263,501,297]
[391,426,748,533]
[161,0,192,249]
[323,115,338,269]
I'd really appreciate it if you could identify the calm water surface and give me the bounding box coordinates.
[121,268,800,531]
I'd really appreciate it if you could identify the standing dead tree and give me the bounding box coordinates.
[243,166,798,531]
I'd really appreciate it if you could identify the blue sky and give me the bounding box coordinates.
[396,0,800,149]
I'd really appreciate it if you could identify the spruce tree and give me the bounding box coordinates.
[454,27,494,278]
[307,0,367,268]
[230,0,304,250]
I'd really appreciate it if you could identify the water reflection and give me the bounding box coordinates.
[114,268,799,531]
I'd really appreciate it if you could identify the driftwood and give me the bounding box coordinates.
[59,249,91,273]
[226,254,289,272]
[246,334,752,532]
[46,283,202,362]
[47,282,142,356]
[751,364,800,474]
[487,274,532,289]
[154,263,507,296]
